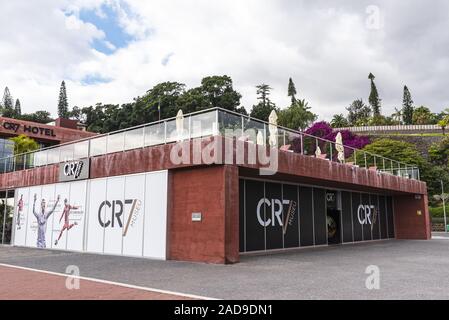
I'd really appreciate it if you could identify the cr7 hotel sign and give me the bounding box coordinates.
[1,120,56,137]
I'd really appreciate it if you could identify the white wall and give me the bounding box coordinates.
[13,171,168,260]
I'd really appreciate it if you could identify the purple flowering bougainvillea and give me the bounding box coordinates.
[291,121,370,158]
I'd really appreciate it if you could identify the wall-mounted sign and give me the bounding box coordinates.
[256,198,290,227]
[192,212,202,222]
[1,120,56,137]
[59,159,90,182]
[326,191,337,209]
[357,204,376,225]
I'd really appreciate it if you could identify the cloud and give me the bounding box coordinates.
[1,0,449,120]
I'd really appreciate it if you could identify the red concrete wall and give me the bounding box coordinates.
[168,165,239,264]
[0,165,58,189]
[224,165,239,263]
[394,194,431,239]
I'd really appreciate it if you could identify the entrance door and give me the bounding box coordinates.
[327,209,341,244]
[326,190,341,245]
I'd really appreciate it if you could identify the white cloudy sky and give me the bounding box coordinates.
[1,0,448,120]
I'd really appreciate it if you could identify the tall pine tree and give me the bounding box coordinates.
[58,80,69,118]
[2,87,14,111]
[402,85,414,125]
[1,87,15,117]
[368,73,381,116]
[14,99,21,116]
[287,78,297,104]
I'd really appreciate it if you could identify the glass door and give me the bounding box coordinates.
[326,190,342,245]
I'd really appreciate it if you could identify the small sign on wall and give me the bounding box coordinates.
[59,158,90,182]
[192,212,202,222]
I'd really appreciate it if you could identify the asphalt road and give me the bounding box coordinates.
[1,235,449,299]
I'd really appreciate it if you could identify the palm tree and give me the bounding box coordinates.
[391,107,402,124]
[330,114,349,128]
[438,118,448,135]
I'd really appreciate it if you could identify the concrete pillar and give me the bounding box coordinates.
[168,165,240,264]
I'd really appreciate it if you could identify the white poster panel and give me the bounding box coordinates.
[86,178,107,253]
[122,174,145,257]
[25,186,42,247]
[41,184,57,249]
[66,180,87,251]
[13,187,30,246]
[15,170,168,260]
[51,183,71,250]
[143,171,168,259]
[103,176,125,255]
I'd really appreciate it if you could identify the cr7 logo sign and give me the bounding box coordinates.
[357,204,376,225]
[256,198,290,227]
[98,199,141,236]
[63,161,83,179]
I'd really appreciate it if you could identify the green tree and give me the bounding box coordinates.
[369,114,393,125]
[199,75,242,111]
[278,99,317,130]
[330,114,349,128]
[435,108,449,122]
[57,80,69,118]
[9,134,39,155]
[358,138,448,197]
[1,87,14,117]
[250,102,278,122]
[438,118,448,135]
[18,111,53,124]
[346,99,371,125]
[175,76,244,114]
[68,106,83,121]
[368,73,381,116]
[287,78,297,104]
[80,103,108,133]
[177,87,210,113]
[391,107,402,124]
[142,81,186,121]
[402,85,414,124]
[429,137,449,167]
[359,139,425,167]
[250,84,277,121]
[412,106,435,124]
[14,99,21,116]
[256,84,272,107]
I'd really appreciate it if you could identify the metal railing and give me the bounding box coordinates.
[335,124,441,133]
[0,107,420,180]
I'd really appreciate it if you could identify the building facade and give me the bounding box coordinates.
[0,108,430,263]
